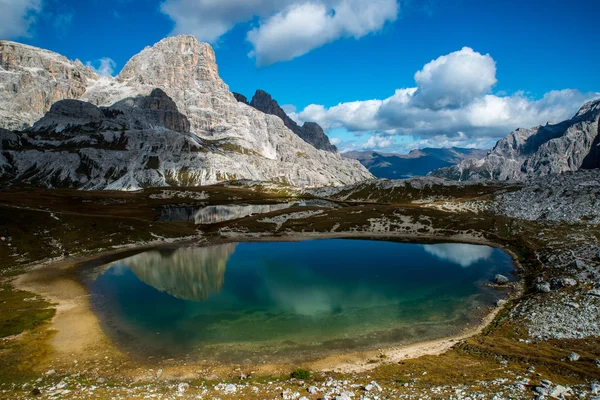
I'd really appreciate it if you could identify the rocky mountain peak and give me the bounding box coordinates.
[234,89,338,153]
[574,98,600,118]
[250,90,280,115]
[432,98,600,181]
[117,35,230,97]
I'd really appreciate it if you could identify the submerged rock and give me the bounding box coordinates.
[494,274,509,285]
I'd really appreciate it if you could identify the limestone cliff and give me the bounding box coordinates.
[0,36,372,189]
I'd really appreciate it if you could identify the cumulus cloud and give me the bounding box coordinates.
[161,0,399,65]
[0,0,43,39]
[247,0,399,65]
[362,134,393,149]
[294,47,600,147]
[412,47,497,109]
[423,244,493,267]
[86,58,117,77]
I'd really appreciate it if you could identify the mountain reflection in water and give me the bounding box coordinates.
[107,244,237,301]
[158,200,339,225]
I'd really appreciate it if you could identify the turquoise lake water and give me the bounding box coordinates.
[84,239,514,363]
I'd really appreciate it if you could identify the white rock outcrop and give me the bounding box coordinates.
[0,36,372,189]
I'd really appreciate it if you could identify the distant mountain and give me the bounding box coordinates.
[233,89,338,153]
[344,148,489,179]
[0,36,372,189]
[432,99,600,181]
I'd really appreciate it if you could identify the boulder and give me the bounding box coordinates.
[494,274,509,285]
[536,282,551,293]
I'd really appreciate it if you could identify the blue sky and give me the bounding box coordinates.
[3,0,599,153]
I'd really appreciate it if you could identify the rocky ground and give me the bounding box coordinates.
[0,171,599,399]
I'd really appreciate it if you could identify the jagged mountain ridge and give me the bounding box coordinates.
[234,89,338,153]
[431,99,600,181]
[344,148,489,179]
[0,36,372,189]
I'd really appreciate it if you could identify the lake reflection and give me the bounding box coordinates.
[110,244,236,301]
[158,200,339,224]
[86,239,514,363]
[422,243,494,267]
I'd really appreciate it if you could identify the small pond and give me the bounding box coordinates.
[83,239,514,363]
[157,200,340,225]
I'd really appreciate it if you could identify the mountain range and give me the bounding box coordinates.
[432,99,600,181]
[0,37,598,190]
[344,148,489,179]
[0,36,372,189]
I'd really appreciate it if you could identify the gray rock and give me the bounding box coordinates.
[540,380,553,388]
[568,352,580,361]
[496,299,508,307]
[534,386,549,396]
[536,282,551,293]
[591,383,600,395]
[335,392,352,400]
[307,386,319,394]
[586,289,600,297]
[177,383,189,394]
[494,274,509,285]
[548,385,571,398]
[223,384,237,394]
[550,277,577,290]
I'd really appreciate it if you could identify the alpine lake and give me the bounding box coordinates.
[79,239,515,364]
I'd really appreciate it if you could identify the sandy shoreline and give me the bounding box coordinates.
[12,232,523,377]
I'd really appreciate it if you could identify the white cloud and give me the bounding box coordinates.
[423,244,493,267]
[86,58,117,77]
[0,0,43,39]
[330,137,341,145]
[413,47,497,109]
[362,134,393,149]
[161,0,399,65]
[247,0,399,66]
[294,47,600,144]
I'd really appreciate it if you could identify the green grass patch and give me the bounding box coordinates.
[0,282,55,339]
[290,368,311,380]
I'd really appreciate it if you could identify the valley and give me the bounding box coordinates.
[0,175,599,398]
